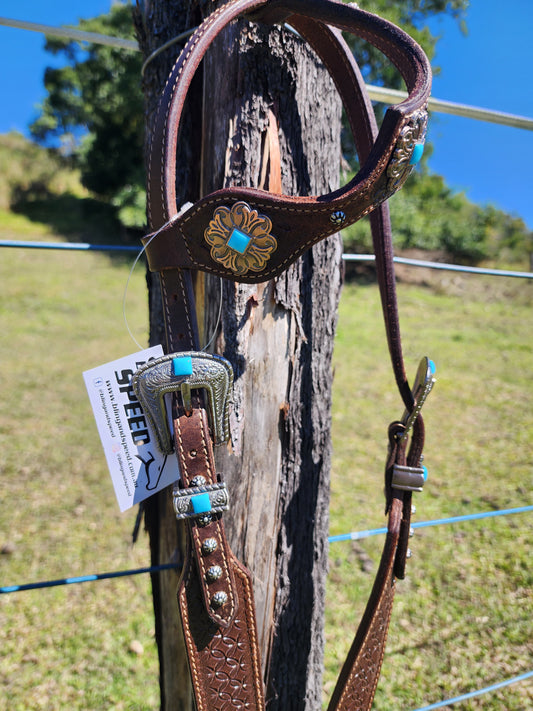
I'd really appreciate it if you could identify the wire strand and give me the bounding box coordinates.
[0,15,138,50]
[328,504,533,542]
[3,241,532,279]
[2,505,530,594]
[121,219,177,350]
[201,279,224,352]
[410,670,533,711]
[2,16,533,130]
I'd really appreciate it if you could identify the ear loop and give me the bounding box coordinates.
[122,216,223,352]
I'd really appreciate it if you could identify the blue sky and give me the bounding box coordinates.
[1,1,532,229]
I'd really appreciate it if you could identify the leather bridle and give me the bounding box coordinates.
[133,0,434,708]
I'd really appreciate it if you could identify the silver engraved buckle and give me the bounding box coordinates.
[173,481,229,523]
[131,352,233,455]
[397,356,436,441]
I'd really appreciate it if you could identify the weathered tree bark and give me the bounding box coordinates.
[134,2,343,708]
[134,4,203,708]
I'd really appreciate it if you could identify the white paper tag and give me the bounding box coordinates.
[83,346,179,512]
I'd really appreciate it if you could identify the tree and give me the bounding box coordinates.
[30,3,145,228]
[134,0,342,707]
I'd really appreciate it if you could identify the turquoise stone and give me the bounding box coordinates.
[422,466,428,482]
[409,142,424,166]
[191,493,211,514]
[429,359,436,375]
[172,356,193,377]
[227,228,252,254]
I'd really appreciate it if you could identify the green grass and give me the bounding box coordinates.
[326,277,533,709]
[1,210,532,709]
[0,212,158,710]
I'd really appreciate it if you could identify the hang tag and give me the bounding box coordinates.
[83,346,180,512]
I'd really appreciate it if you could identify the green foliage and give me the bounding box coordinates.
[342,171,532,264]
[340,0,468,161]
[0,132,124,242]
[30,2,146,229]
[0,131,84,210]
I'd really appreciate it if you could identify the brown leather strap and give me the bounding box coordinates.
[174,409,265,709]
[155,272,267,708]
[327,495,402,711]
[142,4,433,710]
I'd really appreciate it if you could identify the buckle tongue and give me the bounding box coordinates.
[132,351,233,454]
[397,356,436,441]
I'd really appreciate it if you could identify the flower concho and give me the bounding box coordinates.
[204,201,277,276]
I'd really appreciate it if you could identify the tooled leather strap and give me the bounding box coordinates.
[157,268,265,710]
[144,3,432,710]
[174,407,264,709]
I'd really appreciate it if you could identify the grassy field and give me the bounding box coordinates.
[1,208,531,710]
[326,273,533,710]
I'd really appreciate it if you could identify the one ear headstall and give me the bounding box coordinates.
[141,1,434,710]
[144,0,432,283]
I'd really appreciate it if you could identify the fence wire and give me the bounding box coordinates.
[2,14,533,130]
[1,240,532,279]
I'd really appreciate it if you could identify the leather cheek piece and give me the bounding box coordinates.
[144,0,432,283]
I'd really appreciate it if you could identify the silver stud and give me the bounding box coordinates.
[411,505,417,515]
[211,591,228,608]
[406,548,412,559]
[202,538,218,555]
[330,210,346,227]
[190,475,207,487]
[409,527,415,538]
[197,513,212,527]
[206,565,223,582]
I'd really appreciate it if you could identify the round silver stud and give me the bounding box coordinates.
[205,565,223,583]
[190,475,207,487]
[406,548,412,559]
[211,591,228,609]
[329,210,346,227]
[197,513,212,527]
[202,538,218,555]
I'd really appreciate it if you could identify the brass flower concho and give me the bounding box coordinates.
[204,201,277,275]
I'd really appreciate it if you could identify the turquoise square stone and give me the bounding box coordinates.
[191,492,211,514]
[409,142,424,166]
[227,228,252,254]
[172,356,193,377]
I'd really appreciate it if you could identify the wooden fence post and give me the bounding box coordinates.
[134,2,343,707]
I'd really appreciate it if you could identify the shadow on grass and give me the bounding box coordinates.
[12,192,144,263]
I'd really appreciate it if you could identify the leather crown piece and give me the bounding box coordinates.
[144,0,432,283]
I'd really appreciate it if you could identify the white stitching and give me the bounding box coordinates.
[176,413,236,625]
